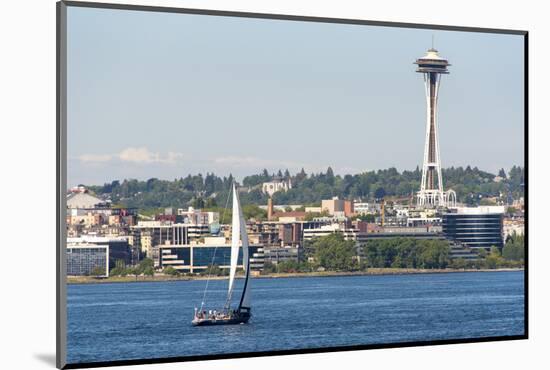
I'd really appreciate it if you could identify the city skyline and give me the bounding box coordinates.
[67,7,524,186]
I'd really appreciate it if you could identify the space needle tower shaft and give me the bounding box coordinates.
[415,47,456,208]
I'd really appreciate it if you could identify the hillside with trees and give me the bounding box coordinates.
[85,165,524,211]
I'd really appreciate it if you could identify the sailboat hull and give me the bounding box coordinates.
[192,312,251,326]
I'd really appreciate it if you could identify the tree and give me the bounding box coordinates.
[374,187,386,200]
[311,234,358,271]
[502,233,524,261]
[242,204,267,220]
[128,265,143,280]
[450,258,467,270]
[84,166,523,209]
[326,167,335,186]
[498,168,507,178]
[163,266,179,276]
[140,258,155,277]
[203,264,223,276]
[363,238,450,269]
[484,246,504,269]
[110,259,128,276]
[192,197,205,209]
[356,214,375,222]
[90,266,106,277]
[262,261,277,274]
[477,248,488,259]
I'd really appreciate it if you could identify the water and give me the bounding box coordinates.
[67,271,524,364]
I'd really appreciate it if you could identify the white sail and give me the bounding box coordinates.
[238,206,251,309]
[226,183,240,302]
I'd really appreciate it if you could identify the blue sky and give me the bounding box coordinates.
[67,7,524,186]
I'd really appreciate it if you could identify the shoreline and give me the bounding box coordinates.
[67,267,524,285]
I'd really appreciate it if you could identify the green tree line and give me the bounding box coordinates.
[362,238,451,269]
[84,166,523,210]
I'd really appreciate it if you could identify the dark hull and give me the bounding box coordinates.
[192,313,251,326]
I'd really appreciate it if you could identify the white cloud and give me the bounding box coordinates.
[78,154,113,163]
[118,147,160,164]
[77,147,185,165]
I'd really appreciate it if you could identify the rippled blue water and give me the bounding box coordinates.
[67,271,524,364]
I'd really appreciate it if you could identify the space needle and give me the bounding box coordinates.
[415,47,456,208]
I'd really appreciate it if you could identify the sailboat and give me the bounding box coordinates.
[192,183,252,326]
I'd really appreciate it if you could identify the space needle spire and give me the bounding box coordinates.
[414,47,456,208]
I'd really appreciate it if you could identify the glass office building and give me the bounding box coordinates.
[160,244,264,272]
[442,207,504,250]
[67,245,108,276]
[66,236,131,276]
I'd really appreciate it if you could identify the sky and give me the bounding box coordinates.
[67,6,525,186]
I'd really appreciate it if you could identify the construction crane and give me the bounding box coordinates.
[380,198,386,228]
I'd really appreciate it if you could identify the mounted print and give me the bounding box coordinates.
[57,1,527,368]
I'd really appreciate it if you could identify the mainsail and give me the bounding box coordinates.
[226,183,251,310]
[238,198,251,309]
[227,183,240,303]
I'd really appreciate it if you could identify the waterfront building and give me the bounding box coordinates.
[442,206,505,250]
[131,221,209,266]
[158,236,264,273]
[66,244,108,277]
[66,235,131,276]
[449,244,480,261]
[263,245,302,264]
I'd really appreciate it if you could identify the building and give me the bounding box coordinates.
[66,236,131,276]
[353,202,379,215]
[159,237,264,273]
[262,179,292,197]
[320,197,354,217]
[442,206,505,250]
[503,217,525,239]
[177,207,220,225]
[263,246,302,264]
[303,223,368,243]
[67,244,108,277]
[131,221,209,266]
[66,191,106,209]
[414,47,456,208]
[270,211,307,222]
[66,205,137,241]
[247,221,303,248]
[321,197,344,216]
[344,200,354,217]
